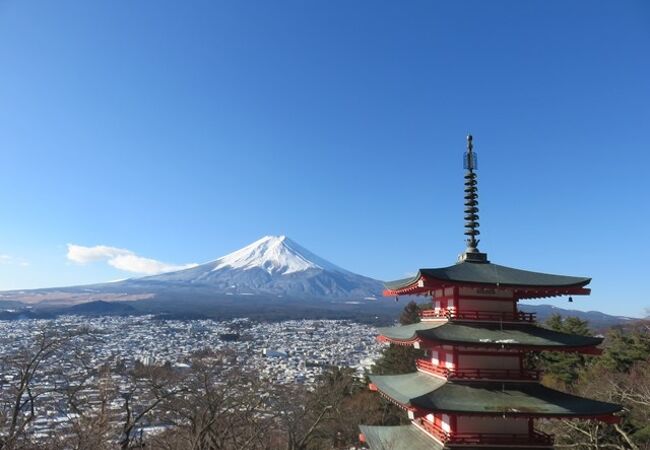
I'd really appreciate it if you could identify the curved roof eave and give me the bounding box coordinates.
[384,262,591,292]
[378,322,603,349]
[370,373,622,418]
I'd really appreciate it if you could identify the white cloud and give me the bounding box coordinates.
[66,244,198,276]
[66,245,128,264]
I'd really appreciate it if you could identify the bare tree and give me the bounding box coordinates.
[279,367,378,450]
[149,351,279,450]
[0,326,89,450]
[51,362,119,450]
[117,363,185,449]
[545,360,650,450]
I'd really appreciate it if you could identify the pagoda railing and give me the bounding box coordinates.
[417,419,450,442]
[415,359,448,377]
[420,308,536,323]
[416,359,541,381]
[417,419,554,446]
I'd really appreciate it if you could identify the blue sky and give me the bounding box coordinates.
[0,1,648,317]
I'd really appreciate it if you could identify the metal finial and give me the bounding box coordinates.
[459,134,488,263]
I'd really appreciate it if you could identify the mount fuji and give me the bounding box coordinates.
[141,235,383,299]
[1,236,384,307]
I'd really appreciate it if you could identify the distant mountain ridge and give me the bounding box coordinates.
[0,236,633,328]
[520,304,634,330]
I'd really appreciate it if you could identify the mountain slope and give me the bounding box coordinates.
[0,236,383,305]
[136,235,382,298]
[211,235,350,275]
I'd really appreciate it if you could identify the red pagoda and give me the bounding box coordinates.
[359,135,621,450]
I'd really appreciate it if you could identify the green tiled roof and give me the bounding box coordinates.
[359,424,554,450]
[378,322,603,348]
[370,372,621,417]
[385,261,591,291]
[377,321,446,340]
[370,372,446,404]
[359,425,442,450]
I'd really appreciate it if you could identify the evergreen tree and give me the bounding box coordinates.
[399,300,421,325]
[598,322,650,372]
[371,344,422,375]
[536,314,593,388]
[372,301,426,375]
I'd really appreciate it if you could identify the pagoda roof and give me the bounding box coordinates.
[371,371,447,404]
[384,261,591,298]
[359,424,554,450]
[377,321,603,350]
[370,372,621,418]
[359,424,442,450]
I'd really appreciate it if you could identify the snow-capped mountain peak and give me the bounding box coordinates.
[211,235,348,275]
[76,235,383,300]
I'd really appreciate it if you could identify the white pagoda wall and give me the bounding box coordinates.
[427,347,457,369]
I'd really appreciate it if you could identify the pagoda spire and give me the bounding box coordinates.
[460,134,488,263]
